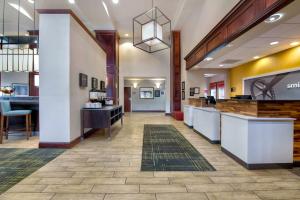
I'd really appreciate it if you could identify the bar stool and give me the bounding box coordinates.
[0,101,32,143]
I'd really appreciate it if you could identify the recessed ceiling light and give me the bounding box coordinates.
[112,0,119,4]
[8,3,33,20]
[124,33,129,37]
[219,64,224,67]
[270,41,279,45]
[226,44,233,48]
[253,56,260,59]
[205,57,213,61]
[102,1,110,17]
[28,0,34,4]
[290,41,300,46]
[265,13,284,23]
[68,0,75,4]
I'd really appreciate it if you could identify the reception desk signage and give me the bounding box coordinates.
[244,69,300,100]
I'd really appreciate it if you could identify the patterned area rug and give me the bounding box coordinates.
[141,124,215,171]
[0,148,64,194]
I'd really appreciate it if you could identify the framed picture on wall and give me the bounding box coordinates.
[182,90,185,100]
[91,77,98,90]
[12,83,29,96]
[100,80,106,91]
[140,87,154,99]
[154,90,160,97]
[182,81,185,91]
[190,88,195,96]
[79,73,88,88]
[194,87,200,94]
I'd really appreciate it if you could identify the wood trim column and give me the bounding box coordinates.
[95,31,119,105]
[28,30,39,96]
[170,31,181,113]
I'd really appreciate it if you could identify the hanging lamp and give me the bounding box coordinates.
[0,0,39,72]
[133,0,171,53]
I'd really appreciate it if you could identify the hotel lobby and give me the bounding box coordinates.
[1,0,300,199]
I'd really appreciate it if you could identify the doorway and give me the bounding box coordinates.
[124,87,131,112]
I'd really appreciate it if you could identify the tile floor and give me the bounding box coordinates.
[0,113,300,200]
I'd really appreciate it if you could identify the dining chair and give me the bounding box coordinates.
[0,101,32,143]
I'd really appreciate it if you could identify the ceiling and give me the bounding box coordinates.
[192,0,300,70]
[0,0,201,37]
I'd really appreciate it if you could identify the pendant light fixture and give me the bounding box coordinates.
[0,0,39,72]
[133,0,171,53]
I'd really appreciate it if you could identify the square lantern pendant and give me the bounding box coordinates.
[133,7,171,53]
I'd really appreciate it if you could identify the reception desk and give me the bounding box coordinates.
[217,99,300,164]
[193,107,220,144]
[183,105,195,127]
[221,112,294,169]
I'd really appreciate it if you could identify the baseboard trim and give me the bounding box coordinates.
[39,136,81,149]
[83,128,101,139]
[193,129,220,144]
[184,123,193,129]
[293,161,300,167]
[221,147,293,170]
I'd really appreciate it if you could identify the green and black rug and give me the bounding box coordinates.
[141,124,215,171]
[0,148,64,194]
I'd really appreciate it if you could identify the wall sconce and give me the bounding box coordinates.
[155,82,160,89]
[133,82,138,88]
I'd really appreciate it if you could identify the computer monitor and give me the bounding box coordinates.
[207,96,216,105]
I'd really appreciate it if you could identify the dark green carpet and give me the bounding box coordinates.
[0,148,65,194]
[141,124,215,171]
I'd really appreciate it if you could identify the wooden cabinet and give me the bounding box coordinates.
[81,106,123,138]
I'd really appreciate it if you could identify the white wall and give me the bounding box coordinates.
[119,39,171,113]
[69,17,106,141]
[125,80,166,112]
[39,14,106,144]
[180,0,239,105]
[1,72,29,86]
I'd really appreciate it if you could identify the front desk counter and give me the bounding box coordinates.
[221,112,294,169]
[193,107,220,144]
[183,105,195,128]
[217,99,300,167]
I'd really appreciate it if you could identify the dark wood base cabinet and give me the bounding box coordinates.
[81,106,123,138]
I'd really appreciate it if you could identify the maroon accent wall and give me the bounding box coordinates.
[170,31,181,113]
[95,31,119,105]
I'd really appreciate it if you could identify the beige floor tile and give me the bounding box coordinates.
[140,184,187,193]
[154,172,195,178]
[169,177,212,184]
[206,192,261,200]
[72,172,114,178]
[273,181,300,189]
[230,182,280,191]
[43,185,93,193]
[52,193,105,200]
[114,172,153,178]
[18,177,41,185]
[255,190,300,199]
[210,176,256,183]
[104,194,156,200]
[126,178,169,185]
[31,171,74,178]
[7,185,47,193]
[186,184,234,192]
[91,185,139,194]
[38,178,83,185]
[156,193,208,200]
[0,193,54,200]
[82,178,126,184]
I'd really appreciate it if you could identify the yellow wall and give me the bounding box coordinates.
[229,46,300,97]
